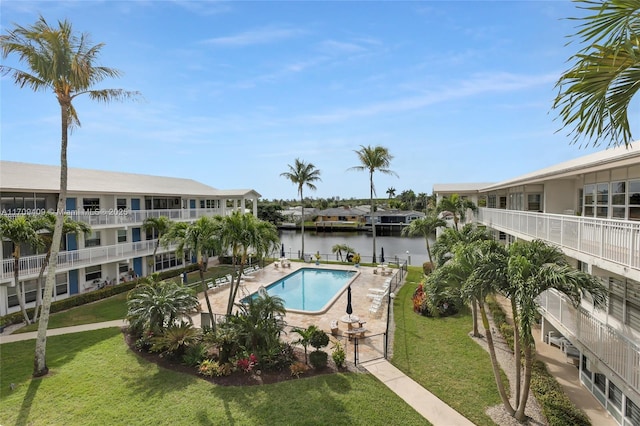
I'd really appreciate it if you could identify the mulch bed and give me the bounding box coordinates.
[122,329,349,386]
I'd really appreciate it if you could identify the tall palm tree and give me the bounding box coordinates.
[436,194,477,231]
[1,16,139,377]
[348,145,398,263]
[0,215,45,324]
[386,187,396,199]
[554,0,640,149]
[416,192,429,213]
[280,159,321,259]
[142,216,173,272]
[163,217,220,322]
[401,212,446,266]
[31,212,91,322]
[218,212,279,315]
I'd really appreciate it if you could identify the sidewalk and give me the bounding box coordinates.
[0,320,126,344]
[362,358,475,426]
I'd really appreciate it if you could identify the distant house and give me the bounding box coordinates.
[315,207,366,224]
[365,210,425,225]
[282,206,318,224]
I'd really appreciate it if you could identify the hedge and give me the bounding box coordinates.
[0,264,200,327]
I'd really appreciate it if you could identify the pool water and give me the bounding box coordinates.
[247,268,358,313]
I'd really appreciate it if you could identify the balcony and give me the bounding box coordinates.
[1,208,222,227]
[477,208,640,278]
[1,239,173,282]
[538,289,640,397]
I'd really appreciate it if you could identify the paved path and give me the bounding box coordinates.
[0,320,126,344]
[362,359,476,426]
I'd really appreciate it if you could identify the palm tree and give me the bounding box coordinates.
[218,212,279,315]
[348,145,398,263]
[231,293,286,356]
[1,16,140,377]
[142,216,173,272]
[126,280,199,335]
[506,240,607,421]
[553,0,640,149]
[292,325,319,364]
[163,217,220,322]
[31,213,91,322]
[386,187,396,199]
[331,243,353,262]
[401,212,446,266]
[280,159,321,259]
[436,194,477,231]
[0,215,44,324]
[416,192,429,213]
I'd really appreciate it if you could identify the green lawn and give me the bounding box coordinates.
[391,267,504,426]
[0,328,429,425]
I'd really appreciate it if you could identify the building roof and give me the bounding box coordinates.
[370,210,426,217]
[317,207,365,216]
[432,183,495,193]
[0,161,260,198]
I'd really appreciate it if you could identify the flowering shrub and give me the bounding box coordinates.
[198,359,233,377]
[236,353,258,373]
[412,284,426,314]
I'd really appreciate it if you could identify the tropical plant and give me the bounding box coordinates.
[292,325,317,364]
[162,216,220,321]
[348,145,398,263]
[142,216,173,272]
[386,187,396,199]
[399,189,416,210]
[331,341,346,368]
[230,293,286,360]
[1,16,140,377]
[436,194,477,231]
[150,321,201,360]
[126,280,199,335]
[553,0,640,148]
[0,215,44,324]
[217,212,279,315]
[401,212,446,266]
[309,349,329,369]
[352,253,361,265]
[280,159,321,259]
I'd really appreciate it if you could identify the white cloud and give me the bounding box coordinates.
[202,25,304,47]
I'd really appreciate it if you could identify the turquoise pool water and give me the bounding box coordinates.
[247,268,357,313]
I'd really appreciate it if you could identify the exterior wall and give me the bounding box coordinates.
[544,179,578,214]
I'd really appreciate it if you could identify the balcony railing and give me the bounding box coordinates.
[478,208,640,273]
[1,239,173,282]
[1,208,222,227]
[538,289,640,394]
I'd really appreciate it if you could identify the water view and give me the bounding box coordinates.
[277,230,433,266]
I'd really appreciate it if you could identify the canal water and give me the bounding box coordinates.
[277,229,433,266]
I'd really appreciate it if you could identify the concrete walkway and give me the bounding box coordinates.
[0,320,126,344]
[362,358,475,426]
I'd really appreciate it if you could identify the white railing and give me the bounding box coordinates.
[1,208,223,227]
[478,208,640,272]
[538,289,640,393]
[1,239,174,281]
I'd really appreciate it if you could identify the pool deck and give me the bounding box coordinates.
[190,261,395,348]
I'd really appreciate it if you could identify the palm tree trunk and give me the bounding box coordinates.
[472,299,480,337]
[425,238,434,268]
[33,250,52,322]
[510,297,522,408]
[300,192,304,259]
[370,172,377,264]
[13,250,31,324]
[515,344,534,421]
[152,240,160,272]
[198,251,214,324]
[480,301,515,415]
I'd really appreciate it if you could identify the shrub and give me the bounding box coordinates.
[134,330,155,352]
[290,361,309,378]
[236,353,258,373]
[309,328,329,351]
[198,359,233,377]
[183,343,208,367]
[309,350,328,369]
[258,342,295,371]
[422,261,434,275]
[332,341,346,368]
[150,322,201,360]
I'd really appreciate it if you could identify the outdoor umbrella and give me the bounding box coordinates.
[281,243,285,258]
[380,247,385,263]
[346,285,353,319]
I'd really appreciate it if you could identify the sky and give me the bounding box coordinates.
[1,1,636,201]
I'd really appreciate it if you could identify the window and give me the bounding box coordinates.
[610,181,626,219]
[626,398,640,426]
[200,200,205,208]
[83,198,100,211]
[117,229,127,243]
[85,265,102,282]
[117,198,127,210]
[85,231,101,247]
[596,183,608,218]
[154,252,180,271]
[527,194,542,211]
[584,184,595,217]
[608,381,622,409]
[488,195,497,209]
[593,373,606,394]
[629,179,640,221]
[119,263,129,274]
[499,197,507,209]
[55,273,68,297]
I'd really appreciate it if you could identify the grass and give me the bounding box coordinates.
[0,328,429,425]
[391,266,503,426]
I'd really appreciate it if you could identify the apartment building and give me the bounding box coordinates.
[0,161,260,317]
[434,142,640,426]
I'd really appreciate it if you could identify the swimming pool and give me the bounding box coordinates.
[246,267,358,314]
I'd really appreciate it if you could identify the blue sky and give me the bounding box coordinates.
[1,1,631,200]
